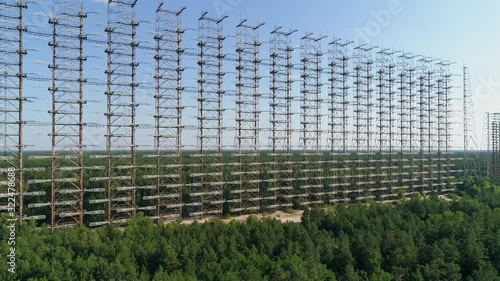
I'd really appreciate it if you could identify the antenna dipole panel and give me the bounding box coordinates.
[438,62,456,190]
[190,12,227,218]
[267,27,296,209]
[47,0,87,228]
[0,0,27,219]
[230,20,264,214]
[397,54,419,194]
[375,49,397,198]
[88,0,139,226]
[328,39,352,202]
[299,34,326,206]
[488,113,500,178]
[145,4,186,222]
[353,45,376,200]
[417,58,436,193]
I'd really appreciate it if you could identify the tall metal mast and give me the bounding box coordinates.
[299,33,326,206]
[144,3,186,222]
[89,0,140,226]
[189,12,227,218]
[463,66,480,178]
[230,19,264,214]
[267,27,296,210]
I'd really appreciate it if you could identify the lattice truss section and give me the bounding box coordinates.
[436,61,455,191]
[266,27,296,210]
[143,4,185,222]
[0,0,27,216]
[44,0,87,228]
[189,12,227,218]
[353,45,376,200]
[397,53,420,195]
[375,49,397,198]
[463,66,480,177]
[229,20,264,214]
[299,34,326,206]
[328,39,352,202]
[488,113,500,178]
[417,57,439,193]
[88,0,139,226]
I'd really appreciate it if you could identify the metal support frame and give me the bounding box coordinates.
[267,27,297,210]
[463,66,480,178]
[0,0,27,219]
[375,49,398,197]
[328,39,352,202]
[189,12,227,218]
[47,0,87,228]
[439,61,456,189]
[398,53,419,193]
[299,33,326,206]
[353,45,376,200]
[145,3,186,221]
[88,0,139,226]
[488,113,500,178]
[230,19,264,214]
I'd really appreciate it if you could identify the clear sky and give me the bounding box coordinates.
[15,0,500,150]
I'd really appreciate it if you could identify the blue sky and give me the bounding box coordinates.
[16,0,500,150]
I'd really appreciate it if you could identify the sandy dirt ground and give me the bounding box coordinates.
[180,210,304,225]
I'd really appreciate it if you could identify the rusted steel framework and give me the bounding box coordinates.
[463,66,480,178]
[375,49,397,198]
[267,27,296,210]
[417,57,440,193]
[299,33,326,206]
[0,0,27,219]
[397,53,420,195]
[88,0,139,227]
[328,39,352,203]
[353,45,376,200]
[230,20,264,214]
[488,113,500,178]
[436,61,455,191]
[189,12,227,218]
[46,0,87,228]
[143,3,185,221]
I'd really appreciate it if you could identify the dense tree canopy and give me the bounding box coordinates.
[2,178,500,280]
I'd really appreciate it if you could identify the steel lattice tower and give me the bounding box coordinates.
[375,49,397,198]
[189,12,227,218]
[143,3,186,221]
[353,45,376,200]
[0,0,27,219]
[299,33,326,206]
[45,0,87,228]
[438,61,456,190]
[463,66,480,178]
[328,39,352,203]
[488,113,500,178]
[230,20,264,214]
[398,53,420,195]
[89,0,139,226]
[267,27,296,210]
[483,113,491,178]
[417,60,427,191]
[435,62,446,190]
[418,57,438,193]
